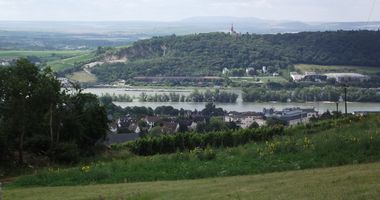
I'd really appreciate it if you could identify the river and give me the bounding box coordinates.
[84,87,380,113]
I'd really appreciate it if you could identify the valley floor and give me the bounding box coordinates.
[4,161,380,200]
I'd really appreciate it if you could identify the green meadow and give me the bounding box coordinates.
[4,161,380,200]
[0,50,94,72]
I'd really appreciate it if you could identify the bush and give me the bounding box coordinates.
[191,147,216,161]
[125,127,284,156]
[49,143,80,164]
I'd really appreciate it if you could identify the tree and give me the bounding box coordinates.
[207,117,228,132]
[266,117,288,127]
[0,59,42,164]
[0,59,108,165]
[248,121,260,129]
[202,103,224,118]
[59,92,108,151]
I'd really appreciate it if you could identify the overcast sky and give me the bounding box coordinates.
[0,0,379,22]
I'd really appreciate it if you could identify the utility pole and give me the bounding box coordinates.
[0,182,2,200]
[344,85,348,116]
[336,102,339,113]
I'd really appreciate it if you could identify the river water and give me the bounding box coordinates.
[84,87,380,113]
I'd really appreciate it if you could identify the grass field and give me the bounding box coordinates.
[295,64,380,75]
[0,50,87,59]
[46,52,96,71]
[67,70,97,83]
[0,50,94,72]
[4,162,380,200]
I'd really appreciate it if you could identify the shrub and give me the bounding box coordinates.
[125,127,284,156]
[191,147,216,161]
[49,143,80,164]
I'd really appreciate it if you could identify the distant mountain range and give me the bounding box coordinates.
[0,16,379,35]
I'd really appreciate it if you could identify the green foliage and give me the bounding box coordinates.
[201,103,225,117]
[243,85,380,102]
[100,93,133,102]
[249,122,260,129]
[196,117,229,133]
[187,89,238,103]
[48,143,80,164]
[125,126,284,156]
[137,89,238,103]
[92,31,380,83]
[266,118,288,127]
[191,147,216,161]
[154,106,179,116]
[10,115,380,187]
[0,59,108,168]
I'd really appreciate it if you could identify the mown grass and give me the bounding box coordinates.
[46,52,96,71]
[0,50,94,72]
[67,70,97,83]
[4,162,380,200]
[8,115,380,188]
[0,50,86,59]
[295,64,380,75]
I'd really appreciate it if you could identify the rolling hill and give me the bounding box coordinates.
[90,30,380,83]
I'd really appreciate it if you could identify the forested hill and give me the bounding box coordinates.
[92,31,380,83]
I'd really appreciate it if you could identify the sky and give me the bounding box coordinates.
[0,0,379,22]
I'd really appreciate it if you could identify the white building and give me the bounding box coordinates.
[114,79,126,86]
[262,66,268,74]
[222,68,230,75]
[264,107,318,126]
[290,72,304,82]
[0,61,10,66]
[246,68,255,76]
[224,112,265,128]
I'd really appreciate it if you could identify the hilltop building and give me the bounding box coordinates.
[229,24,240,36]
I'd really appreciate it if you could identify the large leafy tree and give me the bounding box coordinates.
[0,59,42,163]
[0,59,108,165]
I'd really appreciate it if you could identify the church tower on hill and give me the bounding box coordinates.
[229,24,240,36]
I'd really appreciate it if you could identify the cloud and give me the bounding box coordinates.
[0,0,378,22]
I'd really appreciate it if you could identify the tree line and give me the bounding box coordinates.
[242,86,380,102]
[138,89,238,103]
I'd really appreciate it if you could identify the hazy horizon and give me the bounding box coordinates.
[0,0,379,22]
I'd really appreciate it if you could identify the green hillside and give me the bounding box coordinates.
[7,115,380,188]
[46,52,95,71]
[5,162,380,200]
[92,31,380,83]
